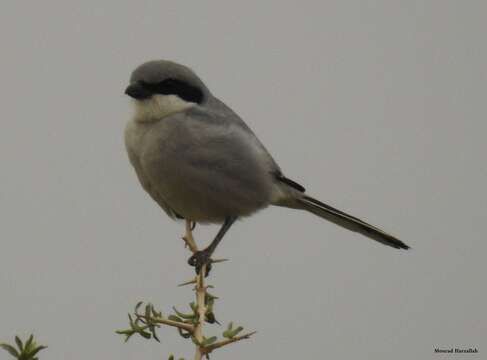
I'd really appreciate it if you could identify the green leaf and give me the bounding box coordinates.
[135,301,144,312]
[229,326,244,338]
[168,315,183,322]
[151,306,162,318]
[223,323,243,339]
[177,328,192,339]
[205,292,218,302]
[223,322,233,338]
[116,329,135,342]
[145,304,151,319]
[28,345,47,358]
[24,335,34,353]
[139,330,151,340]
[173,306,195,320]
[0,343,20,358]
[168,356,174,360]
[14,337,23,352]
[128,314,135,327]
[202,336,217,346]
[149,325,160,342]
[191,313,200,325]
[205,312,219,325]
[191,336,201,346]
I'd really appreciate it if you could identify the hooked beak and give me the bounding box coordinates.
[124,82,152,100]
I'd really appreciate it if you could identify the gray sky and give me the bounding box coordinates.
[1,1,486,359]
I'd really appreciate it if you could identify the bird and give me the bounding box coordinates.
[124,60,409,274]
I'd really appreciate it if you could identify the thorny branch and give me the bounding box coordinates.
[202,331,258,355]
[117,219,256,359]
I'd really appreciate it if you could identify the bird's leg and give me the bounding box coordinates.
[182,219,198,253]
[188,216,237,276]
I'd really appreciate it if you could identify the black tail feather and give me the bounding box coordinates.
[297,195,409,250]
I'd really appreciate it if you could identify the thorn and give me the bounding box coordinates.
[178,278,197,287]
[210,258,229,264]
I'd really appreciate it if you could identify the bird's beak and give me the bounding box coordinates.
[124,82,152,100]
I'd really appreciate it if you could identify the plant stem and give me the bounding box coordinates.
[194,265,207,360]
[203,331,257,354]
[183,220,206,360]
[153,318,194,332]
[184,219,255,359]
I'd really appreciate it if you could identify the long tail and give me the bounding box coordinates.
[296,195,410,250]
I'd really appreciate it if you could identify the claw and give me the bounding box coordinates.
[188,249,212,276]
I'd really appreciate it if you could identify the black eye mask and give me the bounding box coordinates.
[143,79,204,104]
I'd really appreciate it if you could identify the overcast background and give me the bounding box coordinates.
[1,1,486,359]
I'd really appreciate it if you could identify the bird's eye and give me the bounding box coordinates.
[139,81,158,92]
[153,79,204,104]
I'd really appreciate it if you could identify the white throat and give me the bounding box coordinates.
[132,94,196,123]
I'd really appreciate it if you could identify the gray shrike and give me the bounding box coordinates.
[124,60,409,273]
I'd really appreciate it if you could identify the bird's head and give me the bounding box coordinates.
[125,60,209,122]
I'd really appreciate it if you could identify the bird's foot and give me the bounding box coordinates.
[187,249,212,276]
